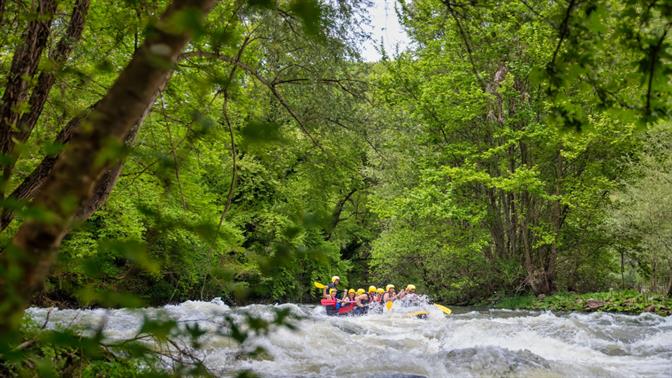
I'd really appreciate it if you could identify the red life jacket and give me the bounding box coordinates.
[321,298,337,306]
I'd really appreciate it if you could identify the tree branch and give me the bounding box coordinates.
[645,25,670,116]
[441,0,484,88]
[181,50,322,149]
[217,36,251,228]
[550,0,577,69]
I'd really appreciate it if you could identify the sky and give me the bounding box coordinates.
[360,0,412,62]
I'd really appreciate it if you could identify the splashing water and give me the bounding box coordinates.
[26,298,672,377]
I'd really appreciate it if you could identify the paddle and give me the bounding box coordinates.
[434,304,452,315]
[407,311,429,319]
[314,281,326,289]
[385,301,393,311]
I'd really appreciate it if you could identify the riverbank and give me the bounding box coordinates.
[491,291,672,316]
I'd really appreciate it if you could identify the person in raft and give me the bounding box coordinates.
[325,288,338,301]
[354,288,370,315]
[365,286,383,313]
[376,287,385,301]
[323,276,340,298]
[368,286,380,303]
[381,284,397,304]
[342,288,357,304]
[397,284,420,305]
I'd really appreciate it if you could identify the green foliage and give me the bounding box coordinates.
[494,291,672,316]
[365,0,664,302]
[607,122,672,295]
[289,0,323,37]
[493,295,537,310]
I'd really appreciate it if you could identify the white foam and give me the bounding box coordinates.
[25,303,672,377]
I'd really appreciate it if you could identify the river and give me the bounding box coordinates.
[26,299,672,377]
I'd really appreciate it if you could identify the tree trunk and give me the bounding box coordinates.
[0,0,6,26]
[0,0,217,336]
[19,0,90,139]
[666,259,672,297]
[544,150,564,293]
[0,112,86,231]
[74,105,144,221]
[325,188,357,240]
[621,249,625,289]
[0,78,168,232]
[520,190,537,290]
[0,0,57,196]
[652,256,657,291]
[487,188,506,260]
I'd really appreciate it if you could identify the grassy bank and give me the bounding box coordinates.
[492,291,672,316]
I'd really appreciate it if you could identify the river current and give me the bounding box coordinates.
[26,299,672,377]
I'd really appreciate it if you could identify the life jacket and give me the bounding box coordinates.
[372,294,381,303]
[360,293,370,306]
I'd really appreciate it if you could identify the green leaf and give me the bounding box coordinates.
[289,0,322,37]
[240,119,284,147]
[247,0,275,9]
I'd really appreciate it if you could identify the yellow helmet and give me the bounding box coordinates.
[386,284,395,291]
[356,288,365,295]
[329,288,337,294]
[368,285,377,293]
[406,284,416,291]
[348,288,355,294]
[377,288,385,294]
[331,276,340,283]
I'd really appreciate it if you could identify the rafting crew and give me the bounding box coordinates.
[319,280,424,316]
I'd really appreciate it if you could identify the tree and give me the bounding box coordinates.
[368,0,642,297]
[609,122,672,295]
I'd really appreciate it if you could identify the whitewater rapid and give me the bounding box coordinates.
[26,299,672,377]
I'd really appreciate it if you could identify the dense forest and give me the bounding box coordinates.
[0,0,671,372]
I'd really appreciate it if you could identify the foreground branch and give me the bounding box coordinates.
[0,0,217,336]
